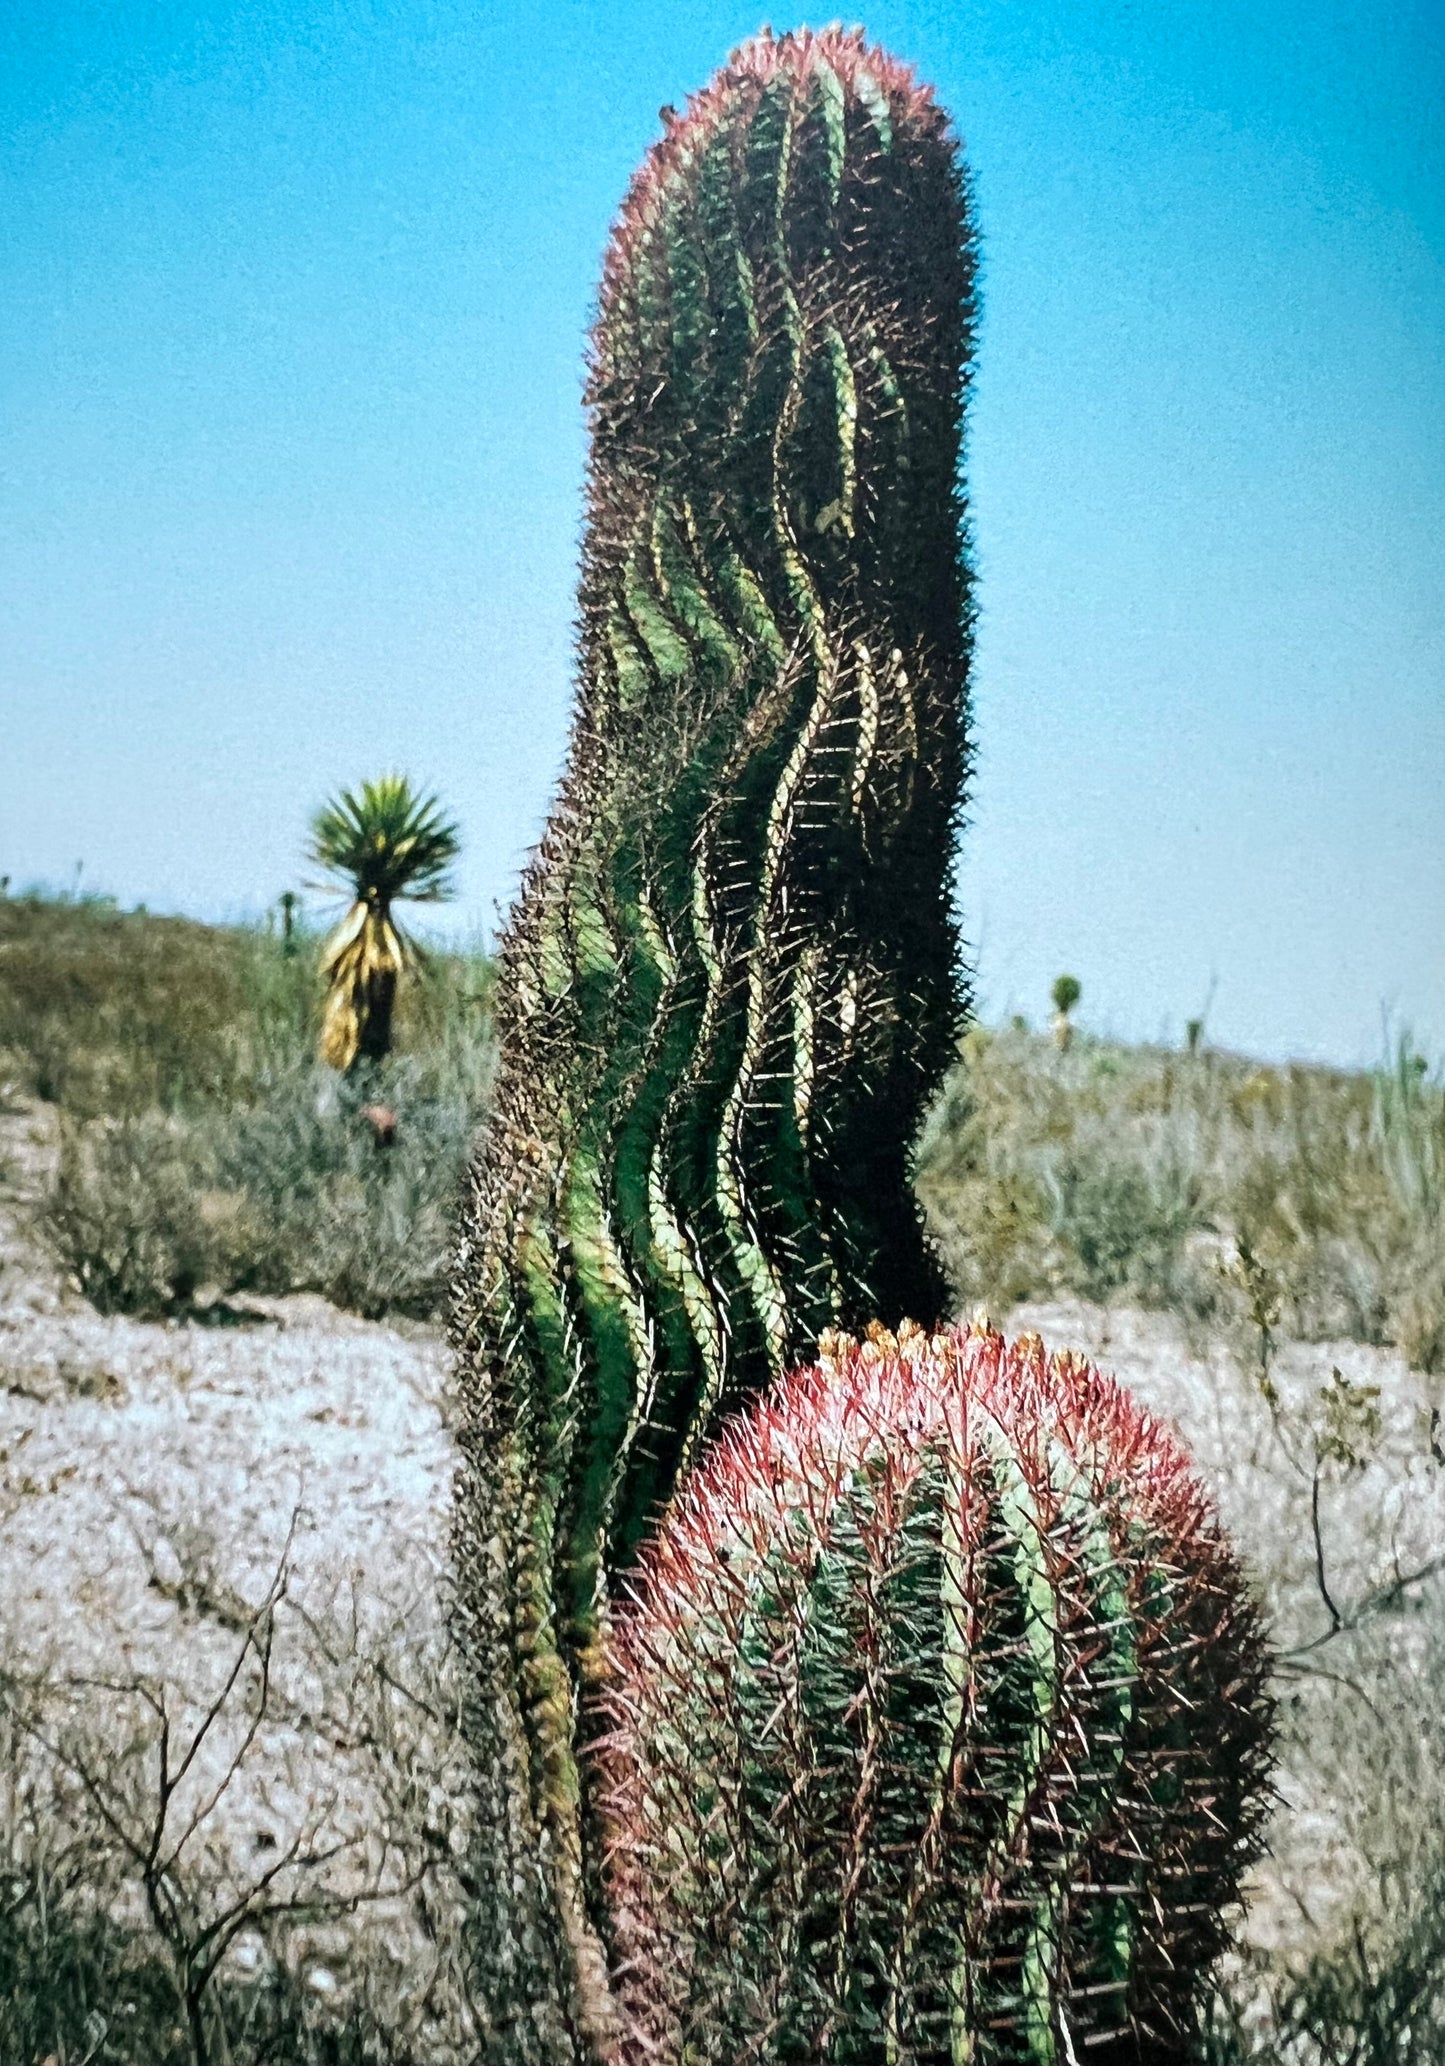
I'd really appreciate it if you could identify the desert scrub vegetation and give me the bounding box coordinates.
[1241,1389,1445,2061]
[0,893,496,1320]
[9,888,1437,1370]
[1204,1649,1445,2066]
[915,1020,1445,1373]
[0,1534,482,2065]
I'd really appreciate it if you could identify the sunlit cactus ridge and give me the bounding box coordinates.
[599,1323,1274,2066]
[451,27,976,2056]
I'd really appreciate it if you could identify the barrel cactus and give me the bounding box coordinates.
[599,1323,1273,2065]
[452,28,975,2055]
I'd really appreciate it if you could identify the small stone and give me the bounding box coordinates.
[151,1537,184,1591]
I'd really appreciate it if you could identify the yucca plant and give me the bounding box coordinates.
[309,776,459,1072]
[1051,973,1081,1052]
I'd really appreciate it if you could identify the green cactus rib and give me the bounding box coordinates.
[451,30,975,2058]
[600,1327,1274,2066]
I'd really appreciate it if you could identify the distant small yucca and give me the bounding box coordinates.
[308,776,459,1072]
[598,1323,1273,2065]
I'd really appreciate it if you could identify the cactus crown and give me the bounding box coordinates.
[599,1323,1273,2064]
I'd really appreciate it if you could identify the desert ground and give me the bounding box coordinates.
[5,1083,1442,2062]
[2,895,1442,2060]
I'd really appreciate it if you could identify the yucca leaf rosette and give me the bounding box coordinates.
[309,775,459,1071]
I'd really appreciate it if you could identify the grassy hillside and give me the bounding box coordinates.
[0,895,495,1318]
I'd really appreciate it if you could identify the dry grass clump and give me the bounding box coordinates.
[916,1022,1444,1372]
[1,896,495,1321]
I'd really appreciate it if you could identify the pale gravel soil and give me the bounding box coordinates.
[0,1100,456,1684]
[0,1097,471,2030]
[2,1094,1438,2007]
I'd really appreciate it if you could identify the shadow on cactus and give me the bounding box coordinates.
[598,1324,1274,2066]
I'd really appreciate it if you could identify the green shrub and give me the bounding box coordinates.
[0,1792,435,2066]
[1046,1147,1202,1304]
[1280,1899,1445,2066]
[40,1112,226,1316]
[212,1058,485,1317]
[1374,1037,1445,1374]
[1200,1847,1445,2066]
[0,1871,188,2066]
[37,1056,491,1322]
[916,1024,1445,1366]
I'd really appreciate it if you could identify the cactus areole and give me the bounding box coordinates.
[600,1325,1273,2065]
[452,29,975,2059]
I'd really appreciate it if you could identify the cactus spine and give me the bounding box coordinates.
[452,30,975,2057]
[600,1325,1274,2065]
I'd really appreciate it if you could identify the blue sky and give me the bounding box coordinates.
[4,0,1442,1065]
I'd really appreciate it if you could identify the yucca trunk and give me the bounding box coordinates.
[318,899,403,1072]
[451,29,976,2062]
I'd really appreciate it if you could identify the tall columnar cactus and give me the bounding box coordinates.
[452,29,975,2057]
[599,1325,1274,2065]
